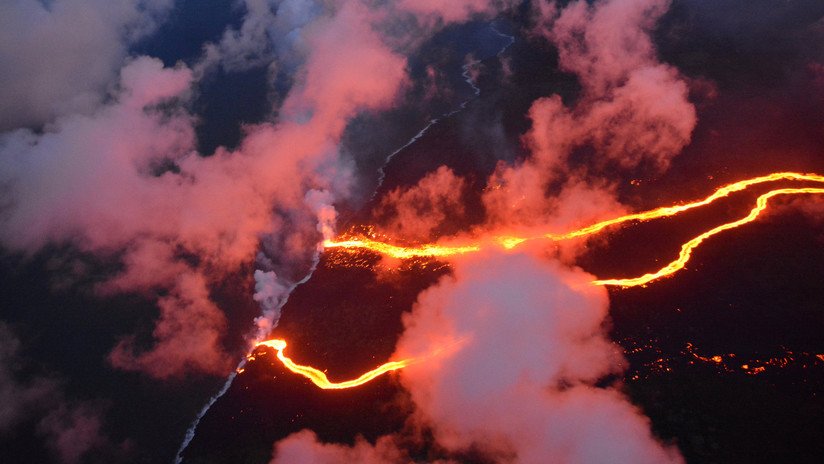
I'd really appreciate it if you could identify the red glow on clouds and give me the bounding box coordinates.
[0,1,408,379]
[373,166,468,242]
[5,0,823,462]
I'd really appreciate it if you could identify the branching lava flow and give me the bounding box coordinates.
[255,172,824,389]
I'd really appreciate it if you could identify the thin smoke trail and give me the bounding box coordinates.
[173,367,239,464]
[490,20,516,48]
[372,22,516,196]
[173,251,323,463]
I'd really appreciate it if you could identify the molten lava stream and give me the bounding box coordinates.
[254,339,412,390]
[252,174,824,390]
[594,187,824,287]
[324,172,824,286]
[323,237,480,259]
[545,171,824,241]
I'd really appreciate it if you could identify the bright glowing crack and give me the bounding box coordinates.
[325,172,824,287]
[253,172,824,390]
[593,187,824,287]
[254,339,412,390]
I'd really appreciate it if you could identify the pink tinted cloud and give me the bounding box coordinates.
[1,324,113,462]
[267,251,682,462]
[483,157,629,231]
[285,2,408,135]
[0,323,57,432]
[373,166,467,242]
[109,272,231,379]
[530,0,696,171]
[0,1,410,379]
[38,403,106,464]
[395,0,497,23]
[482,0,695,229]
[546,0,671,94]
[270,429,404,464]
[393,250,682,463]
[809,62,824,94]
[0,57,196,256]
[569,64,695,169]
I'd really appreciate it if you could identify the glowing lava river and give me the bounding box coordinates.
[254,172,824,390]
[253,339,414,389]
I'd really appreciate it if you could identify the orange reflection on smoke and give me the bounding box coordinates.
[593,187,824,287]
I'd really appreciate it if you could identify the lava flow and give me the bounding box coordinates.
[325,172,824,287]
[623,339,824,380]
[253,172,824,390]
[546,171,824,240]
[253,339,413,389]
[593,187,824,286]
[323,238,480,259]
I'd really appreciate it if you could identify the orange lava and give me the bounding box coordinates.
[252,172,824,390]
[627,341,824,379]
[594,187,824,287]
[323,237,480,259]
[547,172,824,240]
[254,339,412,390]
[325,172,824,287]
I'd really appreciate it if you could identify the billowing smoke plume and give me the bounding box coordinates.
[392,251,682,463]
[484,0,696,228]
[373,166,467,242]
[532,0,695,169]
[361,0,695,246]
[267,251,683,463]
[0,1,407,379]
